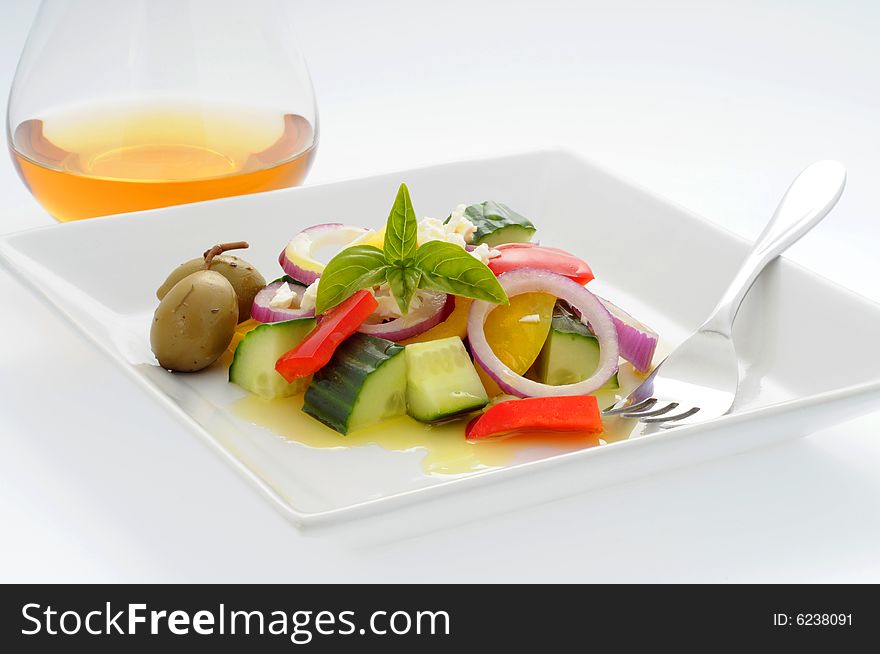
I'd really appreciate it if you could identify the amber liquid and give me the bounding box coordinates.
[9,102,316,222]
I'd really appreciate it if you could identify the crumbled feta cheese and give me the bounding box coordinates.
[468,243,501,265]
[445,204,477,243]
[417,217,453,246]
[299,280,320,313]
[373,287,403,319]
[518,314,541,324]
[447,203,467,222]
[269,282,297,309]
[371,285,424,319]
[417,205,477,248]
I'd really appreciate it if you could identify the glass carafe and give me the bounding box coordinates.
[7,0,319,222]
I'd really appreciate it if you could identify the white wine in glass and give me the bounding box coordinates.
[7,0,319,222]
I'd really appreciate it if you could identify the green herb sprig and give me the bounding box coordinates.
[315,184,508,314]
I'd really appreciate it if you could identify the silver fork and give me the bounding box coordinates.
[604,160,847,427]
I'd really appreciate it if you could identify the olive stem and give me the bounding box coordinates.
[203,241,250,269]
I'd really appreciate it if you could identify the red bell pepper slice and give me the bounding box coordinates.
[275,290,378,382]
[487,243,594,284]
[465,395,603,440]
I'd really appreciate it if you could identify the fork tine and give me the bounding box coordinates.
[603,397,656,416]
[641,406,701,424]
[623,402,679,419]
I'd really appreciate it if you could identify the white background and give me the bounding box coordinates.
[1,0,879,581]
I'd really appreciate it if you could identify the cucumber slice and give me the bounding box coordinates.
[461,201,536,246]
[535,313,619,390]
[405,336,489,422]
[229,318,316,399]
[303,333,407,434]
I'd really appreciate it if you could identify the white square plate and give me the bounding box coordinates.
[3,149,880,527]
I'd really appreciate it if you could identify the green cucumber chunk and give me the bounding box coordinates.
[536,313,619,390]
[460,200,536,247]
[230,318,317,399]
[405,336,489,422]
[303,333,407,435]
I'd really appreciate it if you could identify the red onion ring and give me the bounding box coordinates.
[468,269,619,397]
[278,250,319,285]
[358,292,452,342]
[251,280,315,323]
[597,296,658,373]
[279,223,371,284]
[565,296,658,373]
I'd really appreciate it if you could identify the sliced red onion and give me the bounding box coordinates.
[563,296,659,374]
[358,292,452,342]
[468,269,619,397]
[279,223,372,284]
[597,296,658,373]
[251,280,315,323]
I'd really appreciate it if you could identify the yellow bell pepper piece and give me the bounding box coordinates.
[399,297,472,346]
[359,226,386,249]
[475,293,556,396]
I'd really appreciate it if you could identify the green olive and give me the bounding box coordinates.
[157,255,265,321]
[151,271,239,372]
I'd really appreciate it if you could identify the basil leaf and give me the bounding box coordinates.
[383,183,418,265]
[315,245,388,314]
[461,200,536,246]
[415,241,508,305]
[386,265,422,315]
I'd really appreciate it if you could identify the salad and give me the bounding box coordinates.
[149,184,658,442]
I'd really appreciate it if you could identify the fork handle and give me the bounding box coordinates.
[700,160,847,337]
